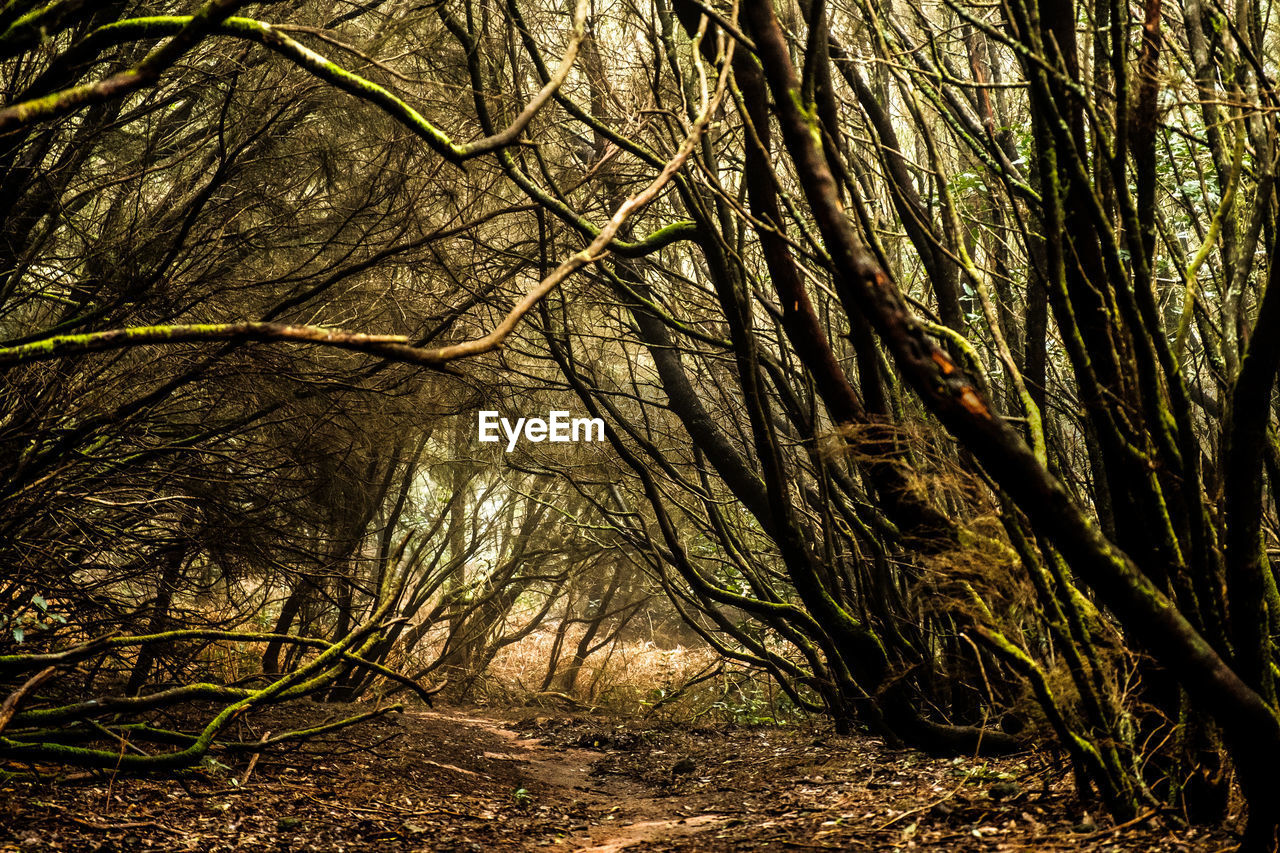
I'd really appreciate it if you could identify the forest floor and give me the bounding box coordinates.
[0,703,1242,852]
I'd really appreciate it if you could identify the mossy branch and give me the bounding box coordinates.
[0,627,438,704]
[0,82,717,370]
[1,575,403,769]
[1,4,589,165]
[0,0,245,131]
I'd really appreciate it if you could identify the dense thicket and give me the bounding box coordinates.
[4,0,1280,847]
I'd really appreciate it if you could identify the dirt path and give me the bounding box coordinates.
[0,703,1244,852]
[412,710,727,852]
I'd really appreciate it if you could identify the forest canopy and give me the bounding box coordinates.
[4,0,1280,848]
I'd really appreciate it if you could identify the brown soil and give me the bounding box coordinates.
[0,704,1241,851]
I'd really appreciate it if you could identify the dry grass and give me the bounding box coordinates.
[178,601,794,724]
[472,625,786,722]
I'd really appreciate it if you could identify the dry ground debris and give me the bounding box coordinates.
[0,705,1242,851]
